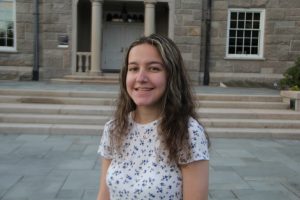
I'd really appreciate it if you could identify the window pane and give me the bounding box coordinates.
[245,39,251,46]
[0,22,4,29]
[245,30,251,37]
[0,29,5,38]
[252,30,259,37]
[238,21,245,28]
[237,38,243,45]
[238,12,245,20]
[0,2,13,21]
[7,30,13,38]
[253,21,260,29]
[7,38,13,46]
[7,21,13,29]
[230,21,237,28]
[252,39,258,46]
[229,38,235,45]
[244,47,250,54]
[254,13,260,20]
[0,1,15,48]
[229,30,236,37]
[245,21,252,28]
[246,13,253,20]
[236,46,243,54]
[251,47,258,54]
[229,46,235,54]
[0,38,5,46]
[237,30,243,37]
[231,12,237,20]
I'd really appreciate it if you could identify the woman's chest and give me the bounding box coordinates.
[107,131,183,199]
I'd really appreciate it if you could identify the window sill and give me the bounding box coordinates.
[0,49,17,53]
[224,56,265,61]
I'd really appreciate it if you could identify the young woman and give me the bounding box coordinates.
[97,34,209,200]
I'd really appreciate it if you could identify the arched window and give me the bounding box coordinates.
[0,0,16,51]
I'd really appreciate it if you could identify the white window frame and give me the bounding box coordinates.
[0,0,17,52]
[225,8,265,60]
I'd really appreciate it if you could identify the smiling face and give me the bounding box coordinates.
[126,43,167,112]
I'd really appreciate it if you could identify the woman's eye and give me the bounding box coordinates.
[149,66,160,72]
[128,66,138,72]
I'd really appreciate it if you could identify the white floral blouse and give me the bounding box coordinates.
[98,115,209,200]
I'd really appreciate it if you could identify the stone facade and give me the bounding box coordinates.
[0,0,300,86]
[174,0,203,84]
[208,0,300,86]
[0,0,72,80]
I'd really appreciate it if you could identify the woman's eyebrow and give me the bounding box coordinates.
[128,61,164,66]
[147,61,164,65]
[127,62,138,65]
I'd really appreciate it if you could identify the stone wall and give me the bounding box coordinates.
[209,0,300,86]
[0,0,72,80]
[0,0,33,80]
[174,0,204,84]
[39,0,72,79]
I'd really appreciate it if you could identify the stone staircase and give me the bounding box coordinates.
[0,87,299,139]
[51,74,119,84]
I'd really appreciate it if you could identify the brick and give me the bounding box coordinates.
[187,27,201,36]
[290,40,300,52]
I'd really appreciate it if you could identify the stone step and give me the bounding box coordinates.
[0,95,117,106]
[1,113,299,130]
[0,86,298,139]
[0,95,288,109]
[51,78,119,84]
[201,118,300,129]
[1,103,299,120]
[196,94,282,102]
[0,113,110,125]
[206,128,300,140]
[63,74,119,80]
[198,100,288,109]
[0,123,299,139]
[0,88,118,98]
[0,123,103,135]
[0,89,282,103]
[198,108,300,120]
[51,74,119,84]
[0,103,114,116]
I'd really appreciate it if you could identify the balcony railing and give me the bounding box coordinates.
[76,52,91,73]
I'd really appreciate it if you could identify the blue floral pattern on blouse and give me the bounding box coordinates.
[98,115,209,200]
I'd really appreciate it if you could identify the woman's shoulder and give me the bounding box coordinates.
[104,118,115,126]
[188,117,205,133]
[103,118,117,133]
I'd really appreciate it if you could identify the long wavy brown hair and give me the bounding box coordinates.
[111,34,209,164]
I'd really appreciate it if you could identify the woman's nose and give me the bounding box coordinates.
[136,70,148,82]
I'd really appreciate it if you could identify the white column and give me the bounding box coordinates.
[90,0,103,75]
[71,0,79,74]
[144,0,156,36]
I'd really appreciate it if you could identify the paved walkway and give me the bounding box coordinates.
[0,134,299,200]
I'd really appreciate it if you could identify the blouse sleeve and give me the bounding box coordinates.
[97,120,114,159]
[178,117,209,165]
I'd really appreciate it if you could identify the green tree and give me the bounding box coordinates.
[280,57,300,91]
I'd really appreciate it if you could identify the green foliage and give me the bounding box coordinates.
[280,57,300,91]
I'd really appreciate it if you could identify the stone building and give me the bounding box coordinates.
[0,0,300,86]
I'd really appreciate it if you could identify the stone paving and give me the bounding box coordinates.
[0,133,299,200]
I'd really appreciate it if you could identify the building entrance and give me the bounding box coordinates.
[101,22,143,72]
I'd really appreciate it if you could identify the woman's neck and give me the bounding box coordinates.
[133,107,161,124]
